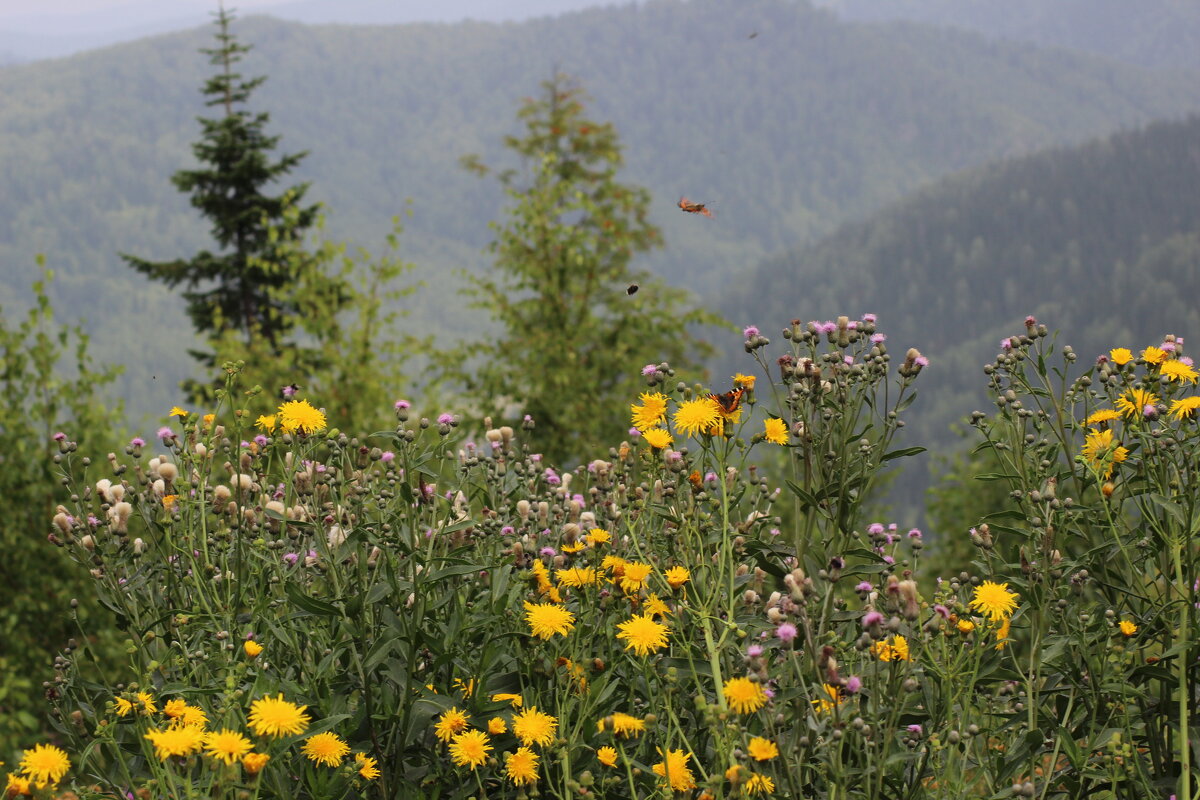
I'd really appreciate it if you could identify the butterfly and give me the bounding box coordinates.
[678,197,714,218]
[710,387,745,415]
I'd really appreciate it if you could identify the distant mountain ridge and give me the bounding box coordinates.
[724,113,1200,500]
[1,0,1198,420]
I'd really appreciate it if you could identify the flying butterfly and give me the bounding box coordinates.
[678,197,714,218]
[710,386,745,415]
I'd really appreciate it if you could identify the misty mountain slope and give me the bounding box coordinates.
[1,0,1198,419]
[815,0,1200,72]
[722,114,1200,494]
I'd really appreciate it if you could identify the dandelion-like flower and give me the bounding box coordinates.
[969,581,1019,621]
[169,406,188,418]
[673,397,720,437]
[1171,396,1200,420]
[631,392,669,430]
[665,565,690,589]
[1116,388,1158,418]
[763,417,788,445]
[1110,347,1133,365]
[746,773,776,795]
[1119,619,1138,637]
[244,640,263,658]
[177,704,207,727]
[137,691,157,715]
[247,694,311,738]
[1085,409,1120,426]
[113,696,134,717]
[524,601,575,639]
[434,707,470,742]
[241,752,270,774]
[491,693,523,709]
[1162,359,1199,383]
[512,708,558,747]
[555,567,597,588]
[448,730,492,769]
[604,712,646,738]
[18,744,70,788]
[723,677,768,714]
[488,717,507,735]
[255,414,276,432]
[871,634,911,662]
[278,399,327,434]
[5,773,31,796]
[588,528,611,545]
[302,732,349,767]
[813,684,845,714]
[505,747,539,785]
[205,729,253,766]
[642,427,674,449]
[733,373,756,389]
[1142,346,1168,365]
[619,561,652,593]
[652,748,697,792]
[355,753,381,780]
[747,737,779,761]
[597,746,618,767]
[144,726,206,760]
[1082,428,1129,479]
[616,613,670,656]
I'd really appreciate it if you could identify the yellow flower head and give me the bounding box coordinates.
[244,640,263,658]
[113,696,134,717]
[555,567,596,588]
[512,707,558,748]
[957,618,976,634]
[241,752,270,774]
[1116,388,1159,418]
[204,729,253,766]
[490,693,523,709]
[524,601,575,640]
[162,494,178,509]
[673,397,720,437]
[278,399,327,434]
[247,694,310,738]
[813,683,845,714]
[645,593,671,618]
[723,676,768,714]
[746,773,776,795]
[616,613,670,656]
[587,528,611,545]
[597,745,618,767]
[163,698,187,719]
[255,414,276,433]
[302,732,350,767]
[1085,408,1120,426]
[665,565,690,589]
[1082,428,1129,479]
[652,748,697,792]
[641,427,673,449]
[144,725,205,761]
[488,717,508,735]
[17,744,70,788]
[603,712,646,738]
[871,634,911,662]
[631,392,669,431]
[356,753,381,780]
[202,413,215,428]
[177,704,208,727]
[136,691,157,715]
[1172,396,1200,421]
[995,616,1012,650]
[505,746,539,785]
[747,736,779,761]
[561,540,585,553]
[1142,346,1167,365]
[1118,619,1138,637]
[619,561,652,593]
[733,373,756,389]
[1109,347,1133,366]
[1161,359,1199,383]
[169,406,188,418]
[5,772,32,797]
[434,707,470,742]
[448,730,492,770]
[970,581,1019,621]
[763,417,788,445]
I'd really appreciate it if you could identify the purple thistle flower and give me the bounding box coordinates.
[1144,404,1158,419]
[437,413,454,425]
[867,523,885,535]
[53,431,66,442]
[1000,337,1013,350]
[157,426,174,440]
[501,526,515,535]
[281,384,298,398]
[862,611,884,628]
[843,355,854,366]
[394,399,410,410]
[845,675,862,693]
[1182,356,1195,367]
[381,451,395,463]
[915,356,929,367]
[540,546,557,557]
[882,555,895,565]
[871,333,886,344]
[862,313,877,323]
[283,552,299,566]
[641,364,657,376]
[907,724,923,736]
[543,468,561,486]
[775,622,798,642]
[743,325,760,338]
[934,604,951,619]
[87,515,100,527]
[846,321,858,330]
[254,434,268,446]
[821,321,838,335]
[130,437,145,447]
[908,528,922,539]
[629,427,641,437]
[747,644,763,657]
[855,581,873,593]
[769,527,781,536]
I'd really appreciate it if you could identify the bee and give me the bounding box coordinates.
[627,283,639,295]
[678,197,714,218]
[280,383,300,399]
[710,387,745,415]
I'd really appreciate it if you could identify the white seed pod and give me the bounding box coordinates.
[157,461,178,482]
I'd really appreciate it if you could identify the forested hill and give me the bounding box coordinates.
[723,114,1200,487]
[1,0,1199,418]
[815,0,1200,72]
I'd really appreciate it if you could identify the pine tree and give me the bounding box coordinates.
[123,6,319,379]
[453,75,724,463]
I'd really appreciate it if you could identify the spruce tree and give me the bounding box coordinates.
[123,6,318,380]
[454,75,724,463]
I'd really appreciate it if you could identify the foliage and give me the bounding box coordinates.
[120,7,322,391]
[449,75,724,463]
[0,264,124,759]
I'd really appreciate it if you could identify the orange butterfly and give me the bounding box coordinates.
[710,387,745,415]
[678,197,714,218]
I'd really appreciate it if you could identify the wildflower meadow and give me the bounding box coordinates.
[7,315,1200,800]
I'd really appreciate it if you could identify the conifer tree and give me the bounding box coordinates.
[123,6,320,379]
[454,75,724,463]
